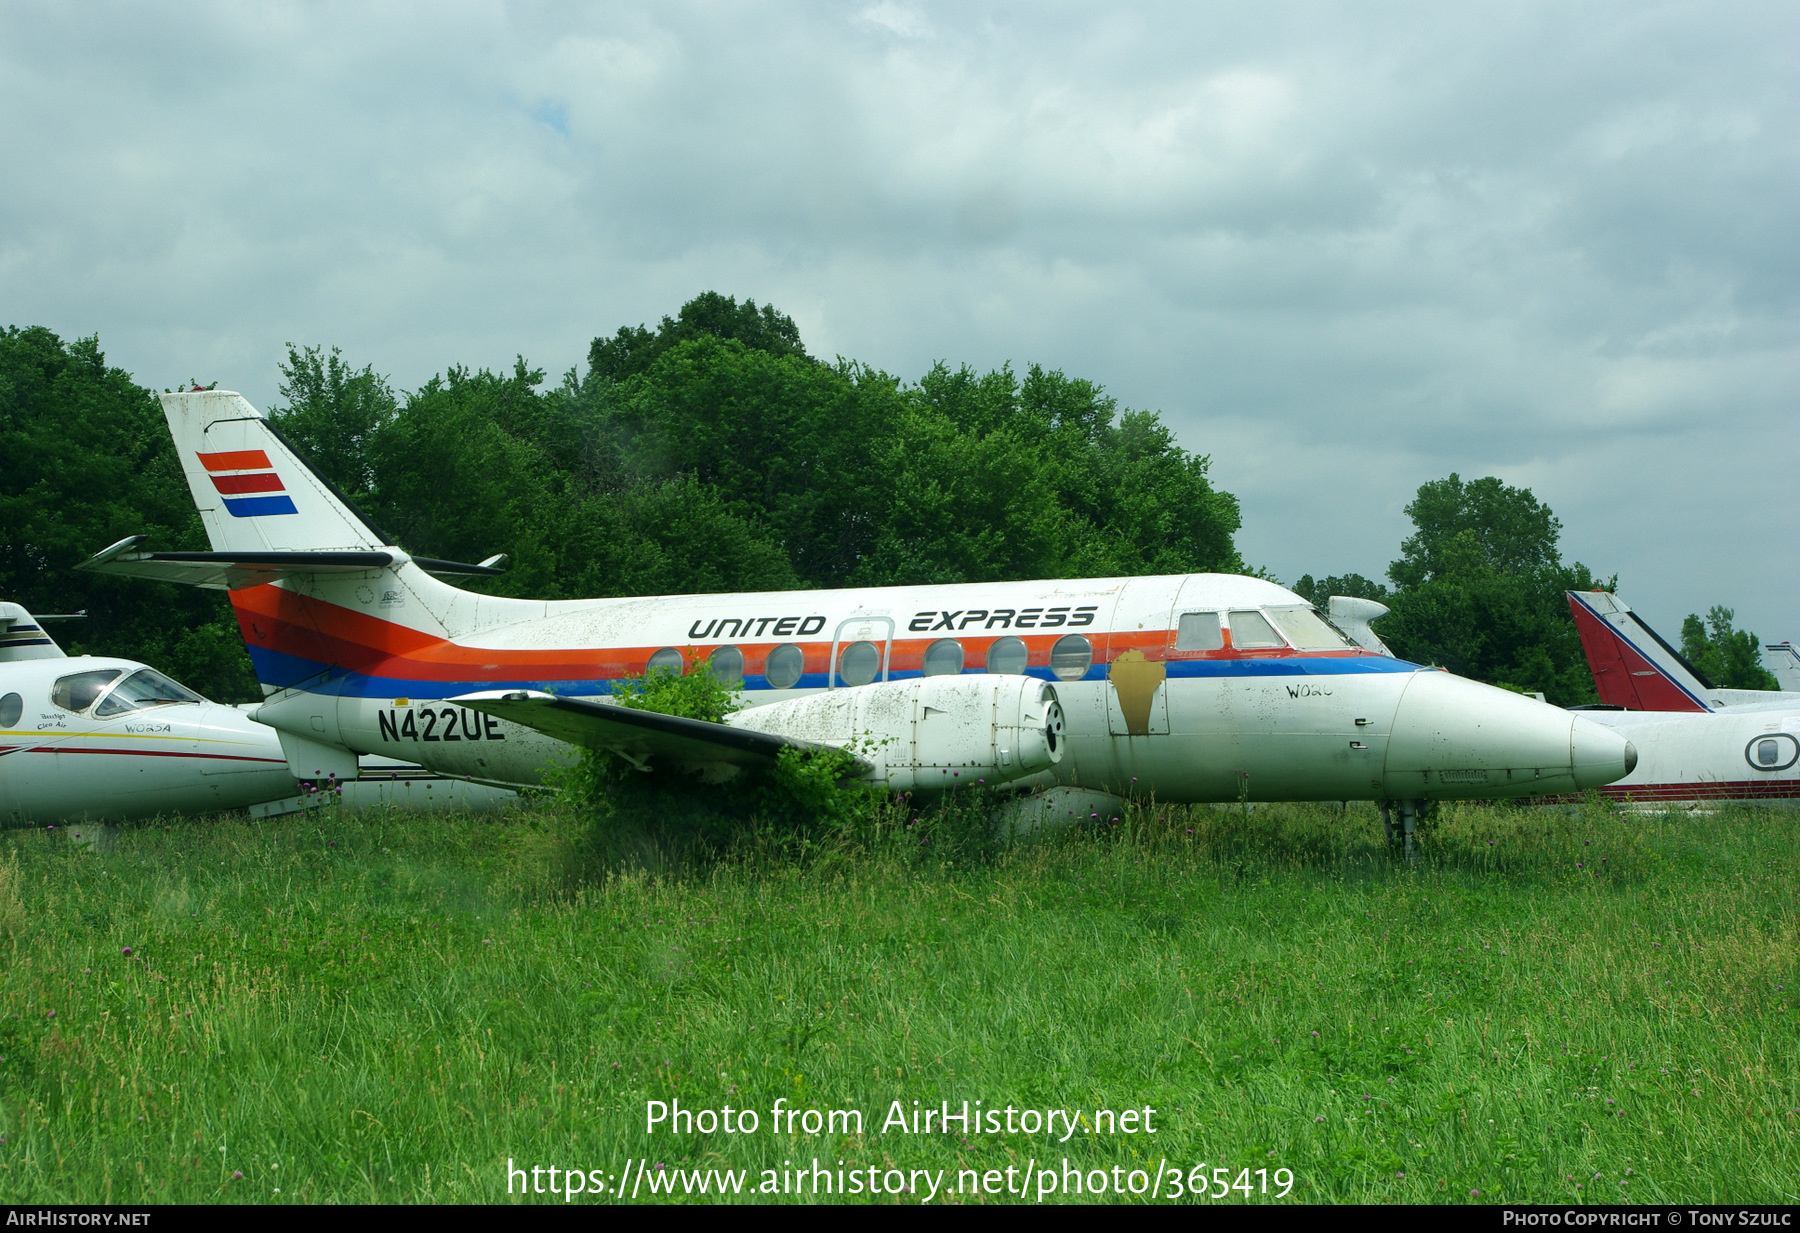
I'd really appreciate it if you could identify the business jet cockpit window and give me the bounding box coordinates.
[94,669,204,717]
[1264,606,1360,652]
[1226,610,1286,650]
[50,668,123,714]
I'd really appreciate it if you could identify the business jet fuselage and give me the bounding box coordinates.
[1566,590,1799,807]
[83,392,1638,813]
[0,604,295,824]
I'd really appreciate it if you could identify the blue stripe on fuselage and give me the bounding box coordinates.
[247,643,1424,701]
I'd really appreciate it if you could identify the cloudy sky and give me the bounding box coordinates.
[3,2,1795,639]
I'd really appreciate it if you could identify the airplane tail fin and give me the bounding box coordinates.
[0,602,68,662]
[159,389,389,554]
[1765,643,1800,692]
[1566,590,1713,712]
[1328,595,1394,656]
[79,391,514,707]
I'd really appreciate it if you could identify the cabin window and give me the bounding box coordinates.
[1747,733,1797,771]
[646,648,685,676]
[50,668,121,714]
[765,643,805,690]
[1265,606,1358,651]
[1174,612,1223,651]
[0,692,20,728]
[1049,634,1093,681]
[923,639,964,676]
[985,636,1028,675]
[707,645,744,684]
[838,640,882,686]
[1226,610,1285,650]
[93,669,203,717]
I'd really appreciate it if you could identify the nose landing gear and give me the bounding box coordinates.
[1380,799,1425,865]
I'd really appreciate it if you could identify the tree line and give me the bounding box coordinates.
[0,293,1777,706]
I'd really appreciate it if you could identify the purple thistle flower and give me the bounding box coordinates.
[122,946,132,956]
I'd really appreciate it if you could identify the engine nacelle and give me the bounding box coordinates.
[729,675,1065,793]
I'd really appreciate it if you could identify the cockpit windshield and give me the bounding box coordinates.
[1264,606,1359,651]
[51,669,123,714]
[93,669,205,716]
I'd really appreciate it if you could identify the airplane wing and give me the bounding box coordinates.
[78,536,506,590]
[447,689,868,776]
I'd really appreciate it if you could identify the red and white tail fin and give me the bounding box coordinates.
[1566,590,1712,712]
[0,602,67,662]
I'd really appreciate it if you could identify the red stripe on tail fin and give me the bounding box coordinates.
[197,449,273,472]
[209,472,286,494]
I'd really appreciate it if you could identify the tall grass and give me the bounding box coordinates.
[0,797,1795,1204]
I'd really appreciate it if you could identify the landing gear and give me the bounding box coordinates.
[1380,799,1424,865]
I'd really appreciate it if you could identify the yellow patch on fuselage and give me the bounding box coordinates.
[1108,649,1166,737]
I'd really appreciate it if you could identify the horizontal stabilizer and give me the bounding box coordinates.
[1566,590,1711,712]
[0,601,66,661]
[78,536,504,591]
[449,690,859,778]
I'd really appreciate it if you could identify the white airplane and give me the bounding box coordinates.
[1564,590,1800,807]
[1,601,517,825]
[0,600,296,823]
[78,390,1638,848]
[1764,642,1800,693]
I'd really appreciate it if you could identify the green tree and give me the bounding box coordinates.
[268,344,398,503]
[1680,607,1779,691]
[1388,474,1563,588]
[0,327,257,700]
[587,291,810,385]
[1376,474,1609,705]
[601,335,903,586]
[1289,573,1390,611]
[364,358,798,599]
[855,362,1242,585]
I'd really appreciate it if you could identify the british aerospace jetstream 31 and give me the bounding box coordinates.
[81,390,1637,837]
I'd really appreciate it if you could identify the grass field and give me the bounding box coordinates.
[0,794,1796,1205]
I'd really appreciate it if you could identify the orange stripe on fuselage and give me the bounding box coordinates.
[229,584,1376,684]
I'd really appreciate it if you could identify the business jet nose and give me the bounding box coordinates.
[1383,670,1637,798]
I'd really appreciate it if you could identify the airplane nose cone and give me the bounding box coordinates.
[1384,670,1637,798]
[1570,718,1636,790]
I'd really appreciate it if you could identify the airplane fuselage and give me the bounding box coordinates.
[238,569,1630,802]
[0,655,295,824]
